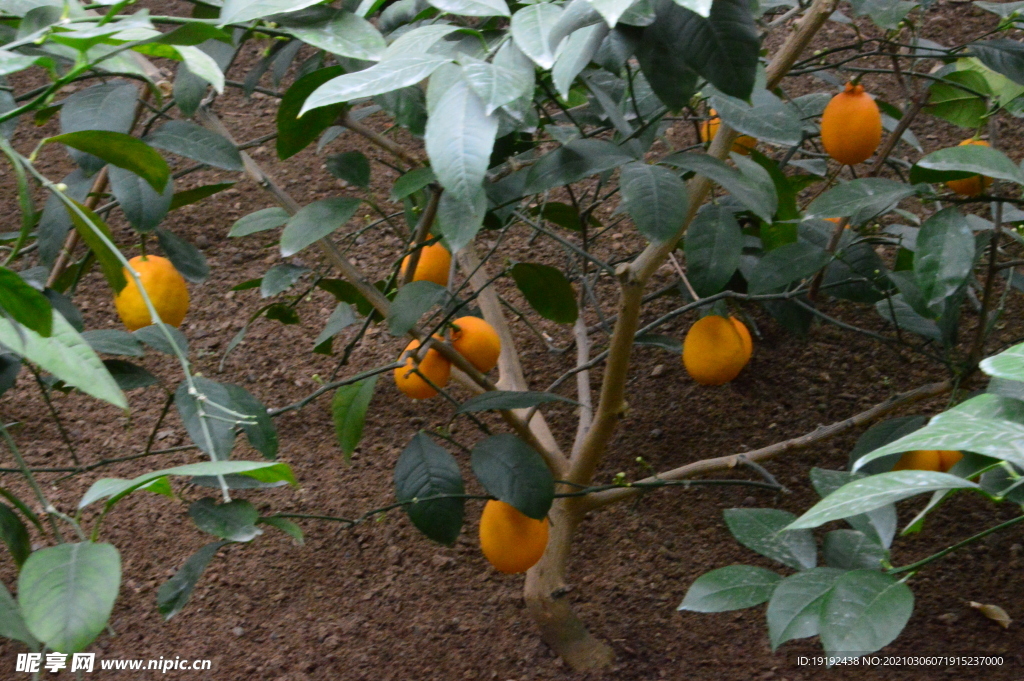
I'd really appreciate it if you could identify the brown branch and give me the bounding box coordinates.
[399,188,442,286]
[45,166,109,288]
[578,379,952,512]
[341,112,423,170]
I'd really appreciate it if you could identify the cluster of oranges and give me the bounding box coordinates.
[393,316,501,399]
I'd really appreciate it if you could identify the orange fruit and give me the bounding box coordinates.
[892,450,942,472]
[479,500,549,574]
[401,241,451,286]
[937,450,963,472]
[700,109,757,156]
[114,255,189,331]
[394,338,451,399]
[946,139,992,196]
[450,316,501,373]
[820,82,882,165]
[730,317,753,364]
[682,315,750,386]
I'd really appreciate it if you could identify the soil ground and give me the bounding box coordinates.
[2,1,1024,679]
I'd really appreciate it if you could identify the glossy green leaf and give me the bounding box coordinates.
[0,503,30,567]
[144,120,243,172]
[314,302,357,353]
[280,197,361,257]
[64,200,127,294]
[48,131,169,193]
[511,3,563,69]
[394,432,465,545]
[766,568,845,650]
[913,207,973,313]
[387,281,448,336]
[748,241,830,294]
[132,323,189,356]
[0,267,52,337]
[425,76,497,203]
[620,162,688,242]
[189,498,261,542]
[679,565,781,612]
[709,87,803,147]
[971,39,1024,86]
[331,376,378,460]
[913,143,1024,185]
[108,165,173,232]
[170,182,235,211]
[157,540,228,620]
[525,138,634,194]
[822,529,888,570]
[276,66,347,160]
[428,0,509,16]
[280,9,385,61]
[326,151,370,187]
[509,263,578,324]
[301,56,451,115]
[723,508,816,570]
[684,206,743,297]
[220,0,325,24]
[0,581,38,649]
[229,207,290,237]
[471,433,554,520]
[662,153,776,221]
[81,329,144,357]
[819,570,913,660]
[807,178,916,222]
[157,228,209,283]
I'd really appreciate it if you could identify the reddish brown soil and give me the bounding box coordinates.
[2,1,1024,680]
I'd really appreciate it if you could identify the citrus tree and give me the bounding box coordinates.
[2,0,1024,670]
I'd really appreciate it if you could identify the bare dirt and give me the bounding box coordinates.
[2,1,1024,679]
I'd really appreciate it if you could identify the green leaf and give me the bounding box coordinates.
[257,516,304,544]
[819,570,913,660]
[662,153,776,221]
[679,565,781,612]
[709,86,804,147]
[471,433,554,520]
[460,44,534,115]
[436,189,487,254]
[157,228,209,283]
[81,329,144,357]
[48,131,169,193]
[19,542,121,654]
[276,65,348,161]
[0,503,30,567]
[822,529,888,570]
[848,417,926,476]
[280,197,361,257]
[170,182,235,211]
[223,383,278,459]
[509,262,578,324]
[266,303,300,325]
[787,471,978,530]
[723,508,816,570]
[552,24,609,100]
[219,0,325,24]
[912,143,1024,185]
[981,341,1024,381]
[394,432,465,545]
[133,323,189,356]
[928,69,990,129]
[59,82,138,175]
[229,207,290,237]
[524,138,634,194]
[748,241,830,294]
[174,378,237,461]
[260,263,310,297]
[619,162,688,243]
[589,0,645,26]
[279,9,385,61]
[144,120,243,172]
[64,200,127,294]
[387,280,448,336]
[428,0,510,17]
[971,39,1024,87]
[0,267,52,337]
[326,151,370,187]
[301,55,451,115]
[157,540,228,621]
[766,568,845,650]
[331,376,378,460]
[79,460,296,509]
[314,303,357,353]
[108,165,173,232]
[104,359,161,392]
[810,468,898,549]
[511,3,564,69]
[189,498,261,542]
[390,167,437,202]
[684,206,743,297]
[457,390,574,413]
[0,312,127,409]
[913,207,973,314]
[807,178,917,223]
[0,581,38,649]
[425,75,497,203]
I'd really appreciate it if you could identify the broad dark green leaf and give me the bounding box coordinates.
[314,303,357,353]
[662,153,776,221]
[971,39,1024,87]
[260,263,310,297]
[723,508,816,570]
[524,139,634,194]
[0,354,21,398]
[913,207,973,313]
[684,206,743,297]
[81,329,144,357]
[326,151,371,187]
[387,280,448,336]
[266,303,300,325]
[18,542,121,653]
[928,69,989,129]
[277,66,348,160]
[511,3,563,69]
[748,241,830,294]
[822,529,888,570]
[766,568,845,650]
[819,570,913,660]
[679,565,781,612]
[144,120,243,172]
[174,378,236,461]
[0,581,38,648]
[169,182,235,211]
[38,169,92,268]
[394,432,465,545]
[436,188,487,253]
[331,376,378,460]
[257,516,304,544]
[709,86,804,147]
[277,8,385,61]
[133,323,189,356]
[301,55,451,115]
[189,498,261,542]
[59,81,137,174]
[619,161,688,242]
[48,131,169,193]
[157,228,209,283]
[457,390,573,413]
[108,165,174,232]
[157,540,227,620]
[0,267,52,337]
[911,143,1024,185]
[229,207,290,237]
[806,178,917,223]
[220,0,325,23]
[390,167,437,202]
[509,263,577,324]
[470,434,554,519]
[280,197,361,257]
[223,383,278,459]
[103,359,160,391]
[0,503,30,567]
[425,76,497,203]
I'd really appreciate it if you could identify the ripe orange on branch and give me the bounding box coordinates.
[700,109,757,156]
[394,338,451,399]
[450,316,501,373]
[114,255,190,332]
[682,315,752,386]
[479,500,549,574]
[945,139,992,196]
[820,82,882,166]
[400,240,451,286]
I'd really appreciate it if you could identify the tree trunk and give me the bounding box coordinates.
[523,499,614,671]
